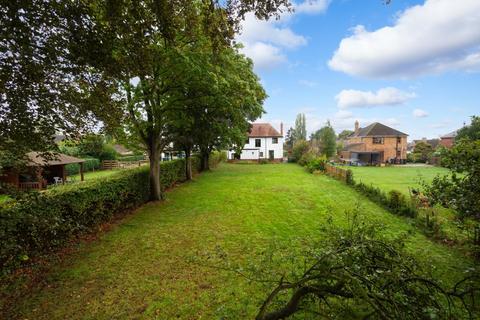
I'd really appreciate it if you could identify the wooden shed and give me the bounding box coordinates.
[0,152,85,190]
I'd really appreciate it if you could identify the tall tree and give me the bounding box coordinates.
[318,121,336,158]
[294,113,306,141]
[0,1,118,167]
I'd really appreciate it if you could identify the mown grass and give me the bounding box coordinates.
[346,165,450,195]
[2,163,473,319]
[70,169,122,181]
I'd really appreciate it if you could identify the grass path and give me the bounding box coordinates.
[3,164,472,319]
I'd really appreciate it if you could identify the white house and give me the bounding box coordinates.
[228,123,284,161]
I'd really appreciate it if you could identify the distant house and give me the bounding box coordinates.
[340,121,408,165]
[0,152,85,190]
[439,130,458,148]
[228,123,284,161]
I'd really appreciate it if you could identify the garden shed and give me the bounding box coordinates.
[0,152,85,190]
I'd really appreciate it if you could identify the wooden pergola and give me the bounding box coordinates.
[0,152,85,190]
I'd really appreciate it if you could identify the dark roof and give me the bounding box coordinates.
[350,122,408,137]
[27,152,85,166]
[248,123,282,137]
[440,130,458,139]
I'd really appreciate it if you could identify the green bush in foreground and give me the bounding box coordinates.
[306,156,327,173]
[256,212,479,320]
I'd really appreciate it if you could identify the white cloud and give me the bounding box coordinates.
[298,79,318,87]
[328,0,480,78]
[295,0,330,14]
[237,1,330,69]
[335,87,416,109]
[334,110,353,119]
[413,108,429,118]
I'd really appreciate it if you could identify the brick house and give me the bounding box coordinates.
[439,130,458,148]
[340,121,408,165]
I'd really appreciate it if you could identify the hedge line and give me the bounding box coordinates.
[0,154,224,274]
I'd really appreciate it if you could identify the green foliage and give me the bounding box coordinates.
[294,113,306,141]
[319,121,336,158]
[298,151,316,167]
[412,141,434,163]
[306,156,327,173]
[256,211,479,320]
[424,139,480,220]
[64,158,101,176]
[291,140,309,163]
[338,129,353,140]
[457,116,480,141]
[0,158,213,274]
[353,182,416,218]
[117,155,146,162]
[346,169,354,185]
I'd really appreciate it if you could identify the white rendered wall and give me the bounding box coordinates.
[228,137,284,160]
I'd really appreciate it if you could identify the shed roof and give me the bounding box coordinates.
[350,122,408,137]
[248,123,282,137]
[27,152,85,166]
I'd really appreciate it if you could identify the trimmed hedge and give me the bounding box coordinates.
[0,156,226,274]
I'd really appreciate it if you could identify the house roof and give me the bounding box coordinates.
[248,123,282,137]
[350,122,408,137]
[27,152,85,166]
[440,130,458,139]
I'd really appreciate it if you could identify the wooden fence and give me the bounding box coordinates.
[102,160,148,170]
[325,163,350,182]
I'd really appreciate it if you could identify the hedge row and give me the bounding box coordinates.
[320,164,417,218]
[0,155,224,274]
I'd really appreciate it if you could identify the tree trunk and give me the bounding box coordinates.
[184,147,192,180]
[201,150,210,171]
[148,145,163,201]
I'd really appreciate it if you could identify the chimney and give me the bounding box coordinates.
[354,120,359,135]
[280,122,283,136]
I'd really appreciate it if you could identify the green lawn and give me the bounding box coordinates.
[2,164,472,319]
[346,165,450,195]
[70,169,121,181]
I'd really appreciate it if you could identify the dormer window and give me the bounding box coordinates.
[272,137,278,144]
[373,137,384,144]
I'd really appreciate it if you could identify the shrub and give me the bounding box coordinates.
[388,190,416,217]
[259,159,269,164]
[346,169,354,185]
[0,158,210,274]
[306,156,327,173]
[298,151,316,167]
[98,144,118,161]
[209,151,227,167]
[291,140,309,163]
[65,158,101,176]
[118,154,146,162]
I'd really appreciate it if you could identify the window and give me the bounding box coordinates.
[255,139,261,147]
[397,137,402,144]
[246,137,250,144]
[272,137,278,144]
[259,152,264,157]
[396,150,401,157]
[372,137,384,144]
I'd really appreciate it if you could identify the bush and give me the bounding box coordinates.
[118,154,146,162]
[98,144,118,161]
[0,158,206,274]
[259,159,269,164]
[306,156,327,173]
[65,158,101,176]
[209,151,227,167]
[298,151,316,166]
[291,140,309,163]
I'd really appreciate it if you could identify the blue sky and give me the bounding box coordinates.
[236,0,480,140]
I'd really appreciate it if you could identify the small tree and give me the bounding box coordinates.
[291,140,309,162]
[412,141,434,163]
[457,116,480,141]
[319,121,336,158]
